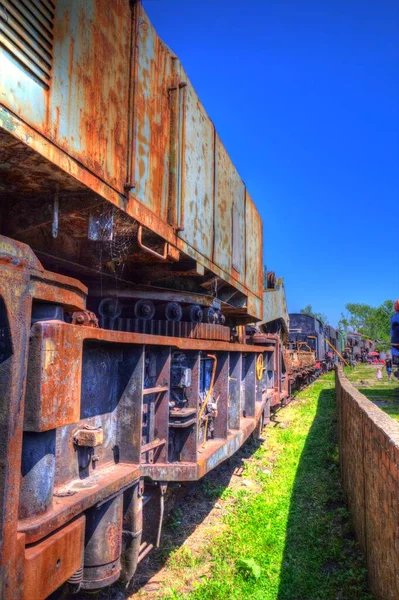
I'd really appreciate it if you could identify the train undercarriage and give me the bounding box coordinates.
[0,232,284,598]
[0,1,287,595]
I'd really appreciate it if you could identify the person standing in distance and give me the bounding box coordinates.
[385,354,393,382]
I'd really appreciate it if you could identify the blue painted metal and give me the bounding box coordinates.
[391,311,399,364]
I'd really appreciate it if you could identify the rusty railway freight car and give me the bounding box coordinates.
[288,313,325,384]
[0,1,283,598]
[343,332,374,363]
[249,273,291,407]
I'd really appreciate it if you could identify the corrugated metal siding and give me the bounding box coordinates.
[0,0,55,88]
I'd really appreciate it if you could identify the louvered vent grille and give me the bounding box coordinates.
[0,0,55,88]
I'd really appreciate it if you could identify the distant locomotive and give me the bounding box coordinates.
[343,332,374,363]
[288,314,375,386]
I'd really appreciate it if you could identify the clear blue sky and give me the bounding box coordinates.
[143,0,399,326]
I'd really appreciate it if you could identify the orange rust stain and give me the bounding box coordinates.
[139,158,145,179]
[135,22,172,218]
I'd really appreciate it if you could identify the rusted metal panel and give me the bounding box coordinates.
[0,235,87,311]
[262,278,289,330]
[51,0,130,191]
[23,516,85,600]
[0,108,263,318]
[214,135,245,278]
[18,464,141,544]
[134,14,172,219]
[0,0,131,193]
[0,264,32,600]
[178,74,215,260]
[0,1,265,316]
[24,323,82,432]
[30,320,272,361]
[245,191,263,298]
[247,293,262,321]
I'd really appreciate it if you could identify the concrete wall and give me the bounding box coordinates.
[336,367,399,600]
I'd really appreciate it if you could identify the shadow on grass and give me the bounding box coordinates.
[128,436,264,595]
[277,388,372,600]
[66,434,265,600]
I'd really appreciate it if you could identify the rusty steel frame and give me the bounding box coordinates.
[0,0,264,320]
[0,237,281,599]
[0,2,288,597]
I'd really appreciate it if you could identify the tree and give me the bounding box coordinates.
[338,300,394,350]
[300,304,329,325]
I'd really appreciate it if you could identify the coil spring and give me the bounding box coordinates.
[67,565,83,585]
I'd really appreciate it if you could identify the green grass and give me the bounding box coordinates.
[344,362,399,421]
[160,373,372,600]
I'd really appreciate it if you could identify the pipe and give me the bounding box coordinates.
[324,338,350,367]
[155,491,165,548]
[198,354,217,423]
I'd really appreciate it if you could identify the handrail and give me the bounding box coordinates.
[137,225,168,261]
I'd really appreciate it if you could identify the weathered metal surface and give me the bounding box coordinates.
[0,1,280,594]
[33,320,271,354]
[0,259,33,599]
[24,320,82,432]
[262,277,289,332]
[72,310,99,327]
[245,191,263,298]
[177,74,215,259]
[89,285,224,309]
[83,495,123,589]
[23,516,85,600]
[19,430,56,519]
[99,318,231,342]
[141,409,266,482]
[0,237,87,312]
[18,465,141,545]
[0,0,131,192]
[73,427,104,447]
[0,1,264,320]
[134,15,171,219]
[214,135,245,278]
